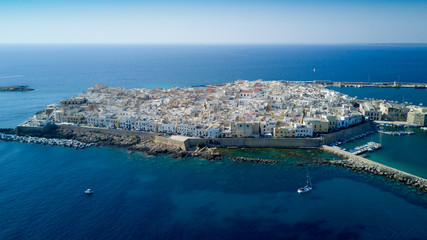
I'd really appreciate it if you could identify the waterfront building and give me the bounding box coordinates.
[379,102,409,121]
[232,122,260,137]
[273,125,295,138]
[260,121,276,136]
[207,127,220,138]
[348,112,363,126]
[193,127,207,137]
[158,123,175,133]
[293,123,313,137]
[359,102,382,121]
[407,108,427,126]
[303,118,329,134]
[325,115,337,132]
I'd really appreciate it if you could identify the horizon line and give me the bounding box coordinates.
[1,42,427,46]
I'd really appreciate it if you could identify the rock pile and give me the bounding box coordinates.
[231,157,279,164]
[0,133,93,149]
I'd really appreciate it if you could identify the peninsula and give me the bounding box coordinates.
[2,80,427,192]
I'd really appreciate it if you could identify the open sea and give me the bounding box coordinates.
[0,45,426,240]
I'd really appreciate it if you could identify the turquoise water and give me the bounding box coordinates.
[0,45,426,239]
[340,128,427,179]
[329,86,427,179]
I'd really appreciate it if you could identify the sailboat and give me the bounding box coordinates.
[297,168,312,194]
[313,67,316,73]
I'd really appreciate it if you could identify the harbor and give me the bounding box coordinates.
[321,145,427,192]
[327,130,377,146]
[326,81,427,89]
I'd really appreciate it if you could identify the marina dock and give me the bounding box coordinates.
[349,141,382,155]
[378,130,414,136]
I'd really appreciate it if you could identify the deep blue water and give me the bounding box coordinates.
[0,45,426,239]
[329,87,427,106]
[1,142,426,240]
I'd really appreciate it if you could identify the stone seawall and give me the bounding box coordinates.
[320,121,375,145]
[185,137,323,149]
[16,122,374,150]
[17,125,56,137]
[321,145,427,192]
[17,124,157,140]
[154,136,188,151]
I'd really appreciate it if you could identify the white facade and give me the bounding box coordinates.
[207,127,220,138]
[293,123,313,137]
[158,123,175,133]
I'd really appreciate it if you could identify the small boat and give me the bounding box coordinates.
[84,189,94,195]
[298,168,313,194]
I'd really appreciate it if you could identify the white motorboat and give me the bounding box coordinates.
[84,189,94,195]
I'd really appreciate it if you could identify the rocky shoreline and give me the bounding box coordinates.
[1,127,223,161]
[0,86,34,91]
[0,133,93,149]
[1,127,426,192]
[231,156,279,164]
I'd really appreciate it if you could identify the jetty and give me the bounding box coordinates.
[321,145,427,192]
[0,133,93,149]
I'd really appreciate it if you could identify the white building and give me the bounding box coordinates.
[293,123,313,137]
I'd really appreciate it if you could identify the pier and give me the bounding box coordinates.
[375,121,421,128]
[378,130,414,136]
[321,145,427,192]
[348,141,382,155]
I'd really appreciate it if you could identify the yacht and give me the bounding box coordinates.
[84,189,94,195]
[298,169,313,194]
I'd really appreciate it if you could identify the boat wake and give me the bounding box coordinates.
[0,75,24,79]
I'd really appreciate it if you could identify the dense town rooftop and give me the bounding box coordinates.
[21,80,427,137]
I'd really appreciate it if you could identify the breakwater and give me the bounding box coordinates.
[0,133,94,149]
[321,145,427,192]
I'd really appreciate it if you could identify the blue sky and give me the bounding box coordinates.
[0,0,426,44]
